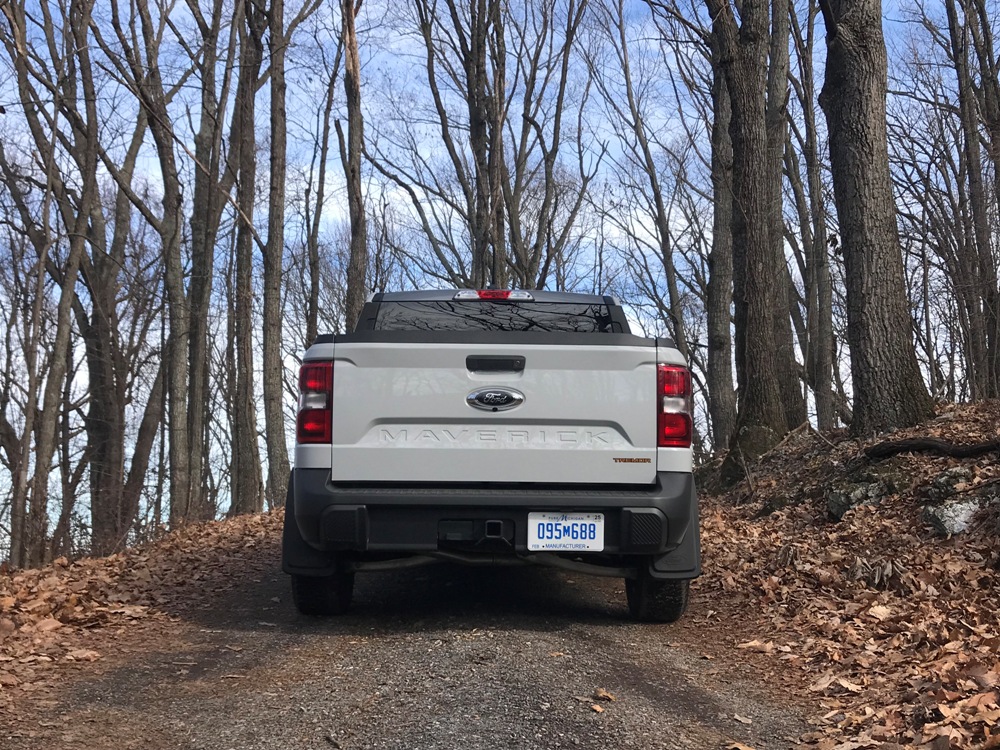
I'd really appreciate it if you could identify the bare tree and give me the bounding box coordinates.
[259,0,319,510]
[368,0,598,290]
[338,0,369,331]
[1,0,102,564]
[704,0,789,478]
[941,0,1000,398]
[182,0,245,523]
[586,0,696,365]
[765,0,807,429]
[0,164,56,566]
[641,0,739,451]
[818,0,933,434]
[706,35,739,449]
[887,2,1000,406]
[229,0,266,516]
[786,0,835,429]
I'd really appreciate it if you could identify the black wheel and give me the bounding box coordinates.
[626,574,690,623]
[291,568,355,616]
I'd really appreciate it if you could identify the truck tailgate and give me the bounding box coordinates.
[329,342,656,485]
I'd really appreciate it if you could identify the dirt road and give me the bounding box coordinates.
[2,540,807,750]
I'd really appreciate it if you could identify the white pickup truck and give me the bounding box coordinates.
[282,289,701,621]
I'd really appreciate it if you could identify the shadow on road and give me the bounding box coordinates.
[163,539,634,637]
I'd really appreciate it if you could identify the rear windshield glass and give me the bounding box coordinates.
[373,301,621,333]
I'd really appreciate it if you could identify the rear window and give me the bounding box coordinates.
[373,301,623,333]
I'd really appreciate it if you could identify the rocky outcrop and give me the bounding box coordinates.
[826,481,885,521]
[921,466,999,536]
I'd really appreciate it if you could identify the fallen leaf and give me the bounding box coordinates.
[590,704,604,713]
[593,688,616,702]
[836,677,864,694]
[736,639,774,654]
[733,714,753,725]
[809,672,836,692]
[35,618,63,632]
[868,605,892,621]
[65,649,100,662]
[966,691,998,709]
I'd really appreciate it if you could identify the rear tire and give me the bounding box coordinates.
[626,573,690,623]
[291,568,355,616]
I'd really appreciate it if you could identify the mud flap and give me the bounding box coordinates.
[282,476,338,577]
[649,485,701,580]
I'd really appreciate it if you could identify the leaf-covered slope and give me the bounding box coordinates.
[699,400,1000,749]
[0,514,279,707]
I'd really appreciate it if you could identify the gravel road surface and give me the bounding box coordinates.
[3,542,808,750]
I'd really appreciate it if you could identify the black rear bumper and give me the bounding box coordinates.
[284,469,701,580]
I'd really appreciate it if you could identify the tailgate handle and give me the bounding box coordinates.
[466,355,525,372]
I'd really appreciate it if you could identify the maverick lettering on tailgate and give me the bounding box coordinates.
[378,428,617,445]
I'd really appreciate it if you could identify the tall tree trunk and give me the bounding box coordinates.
[766,0,806,429]
[82,296,126,554]
[469,0,491,287]
[487,0,507,289]
[338,0,369,332]
[186,0,234,521]
[261,0,292,511]
[707,0,790,483]
[230,3,265,516]
[707,41,738,451]
[80,109,150,554]
[818,0,934,435]
[0,136,50,569]
[306,69,339,346]
[128,0,194,525]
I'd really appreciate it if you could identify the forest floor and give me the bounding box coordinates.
[1,401,999,749]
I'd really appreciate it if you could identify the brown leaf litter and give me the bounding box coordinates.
[698,400,1000,749]
[2,400,999,748]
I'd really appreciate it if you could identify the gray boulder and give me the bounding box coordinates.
[826,482,885,521]
[923,499,980,536]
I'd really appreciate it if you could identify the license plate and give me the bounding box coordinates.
[527,512,604,552]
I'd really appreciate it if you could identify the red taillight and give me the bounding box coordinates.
[476,289,512,300]
[657,365,692,448]
[453,290,534,301]
[297,362,333,444]
[300,362,332,393]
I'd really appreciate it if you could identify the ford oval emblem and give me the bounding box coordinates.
[467,388,525,411]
